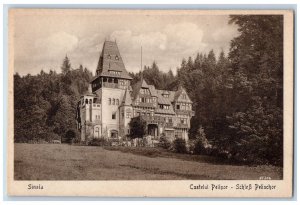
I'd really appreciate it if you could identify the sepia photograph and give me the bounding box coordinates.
[7,9,294,197]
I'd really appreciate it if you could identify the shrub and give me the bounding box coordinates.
[63,129,77,144]
[173,138,187,153]
[88,138,111,146]
[193,126,211,155]
[158,134,171,149]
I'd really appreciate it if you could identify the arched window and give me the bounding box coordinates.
[109,98,111,105]
[112,99,115,105]
[116,99,119,105]
[85,99,88,104]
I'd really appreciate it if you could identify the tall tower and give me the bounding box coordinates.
[90,40,133,139]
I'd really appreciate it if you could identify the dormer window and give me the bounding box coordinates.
[162,91,169,98]
[108,70,121,76]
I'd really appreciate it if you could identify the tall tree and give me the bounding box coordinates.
[61,55,71,75]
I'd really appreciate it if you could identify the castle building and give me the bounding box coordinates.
[76,40,194,142]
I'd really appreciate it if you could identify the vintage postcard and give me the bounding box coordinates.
[7,9,294,197]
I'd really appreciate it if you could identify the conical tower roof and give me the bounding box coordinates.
[121,88,132,106]
[96,40,132,80]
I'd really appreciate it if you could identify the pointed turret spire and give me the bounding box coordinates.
[95,40,132,80]
[122,88,132,106]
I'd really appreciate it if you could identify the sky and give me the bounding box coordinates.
[13,10,239,76]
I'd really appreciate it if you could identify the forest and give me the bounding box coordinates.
[14,15,283,165]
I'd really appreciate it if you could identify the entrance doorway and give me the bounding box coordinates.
[148,124,158,137]
[110,130,118,138]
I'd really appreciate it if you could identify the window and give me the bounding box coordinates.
[107,54,111,59]
[112,113,116,119]
[116,99,119,105]
[85,99,88,104]
[112,99,115,105]
[103,77,107,82]
[168,118,172,123]
[182,94,186,99]
[165,105,170,110]
[126,112,131,118]
[176,104,180,110]
[137,111,140,116]
[182,104,186,110]
[108,78,112,83]
[89,99,92,104]
[159,104,164,109]
[115,55,119,60]
[121,112,124,119]
[109,98,111,105]
[180,118,187,124]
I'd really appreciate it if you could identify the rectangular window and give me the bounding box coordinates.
[112,113,116,120]
[126,112,131,118]
[180,118,187,124]
[159,104,163,109]
[176,104,180,110]
[169,118,172,123]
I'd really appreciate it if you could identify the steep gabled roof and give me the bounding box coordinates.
[131,79,150,100]
[149,85,157,97]
[96,41,132,80]
[174,86,192,103]
[156,89,175,103]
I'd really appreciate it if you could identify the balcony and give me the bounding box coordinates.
[175,109,195,116]
[175,123,189,129]
[103,82,120,89]
[139,115,165,124]
[165,122,174,128]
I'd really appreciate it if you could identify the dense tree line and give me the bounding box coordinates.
[176,15,283,165]
[14,15,283,165]
[14,56,93,143]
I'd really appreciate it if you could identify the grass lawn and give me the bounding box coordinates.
[14,143,283,180]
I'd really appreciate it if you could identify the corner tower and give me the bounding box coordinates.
[90,40,133,139]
